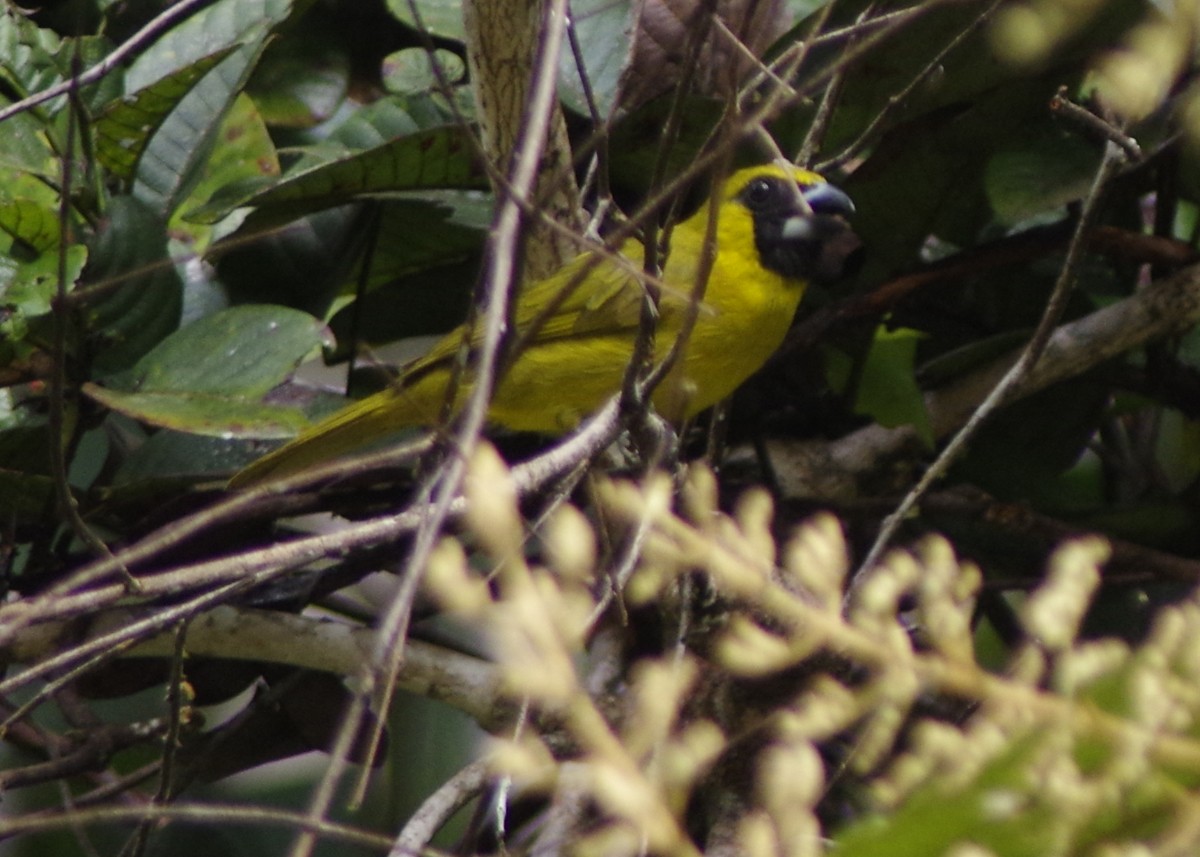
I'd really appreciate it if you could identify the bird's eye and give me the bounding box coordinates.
[742,178,777,209]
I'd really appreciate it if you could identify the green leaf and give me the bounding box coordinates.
[0,13,118,124]
[189,124,483,225]
[83,305,329,438]
[214,203,366,314]
[95,46,239,180]
[112,429,268,483]
[82,196,182,375]
[246,27,349,128]
[382,48,466,95]
[83,385,313,438]
[0,8,64,101]
[386,0,463,42]
[132,40,271,216]
[115,305,329,397]
[1,245,87,313]
[350,194,486,292]
[0,198,62,252]
[985,130,1102,225]
[168,92,281,251]
[0,14,66,178]
[123,0,292,92]
[831,732,1062,857]
[0,109,57,178]
[855,327,932,443]
[128,0,294,215]
[0,243,87,364]
[558,0,634,117]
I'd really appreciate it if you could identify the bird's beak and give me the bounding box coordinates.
[781,181,859,283]
[781,183,856,241]
[803,182,856,218]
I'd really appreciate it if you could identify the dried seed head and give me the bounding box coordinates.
[782,513,848,611]
[543,504,596,584]
[681,464,719,527]
[465,443,523,559]
[1021,538,1106,651]
[423,538,489,616]
[735,487,776,568]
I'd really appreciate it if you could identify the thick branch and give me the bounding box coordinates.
[766,262,1200,500]
[4,606,514,734]
[464,0,582,278]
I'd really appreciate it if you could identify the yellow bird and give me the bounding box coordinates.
[230,164,854,487]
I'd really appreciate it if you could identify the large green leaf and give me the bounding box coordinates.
[349,193,487,291]
[851,326,932,445]
[111,429,277,483]
[0,102,57,177]
[830,732,1072,857]
[246,26,350,128]
[84,305,329,438]
[168,92,281,251]
[128,0,294,216]
[82,196,182,375]
[0,244,87,364]
[132,41,270,217]
[215,203,368,314]
[112,305,328,397]
[95,47,238,180]
[190,124,483,225]
[0,8,65,103]
[0,198,63,252]
[984,128,1102,225]
[123,0,293,93]
[0,12,71,178]
[84,386,313,438]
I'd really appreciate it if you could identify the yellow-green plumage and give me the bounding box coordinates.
[229,164,852,486]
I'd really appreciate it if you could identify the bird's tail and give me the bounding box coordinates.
[227,390,432,488]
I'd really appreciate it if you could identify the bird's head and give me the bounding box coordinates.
[724,164,858,284]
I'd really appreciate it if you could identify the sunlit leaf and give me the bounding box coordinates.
[0,198,62,251]
[85,305,329,437]
[854,326,932,444]
[168,92,281,251]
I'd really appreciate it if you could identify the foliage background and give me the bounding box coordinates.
[4,0,1200,855]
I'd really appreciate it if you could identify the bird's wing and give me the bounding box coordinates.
[517,242,650,339]
[402,242,654,380]
[514,238,713,340]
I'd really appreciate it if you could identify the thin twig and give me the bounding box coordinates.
[0,580,253,707]
[0,802,395,852]
[765,260,1200,501]
[26,434,432,614]
[123,620,190,857]
[850,139,1131,586]
[46,48,130,577]
[0,400,621,654]
[1050,87,1144,163]
[0,0,216,123]
[290,1,577,848]
[389,759,490,856]
[820,0,1003,173]
[795,3,849,166]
